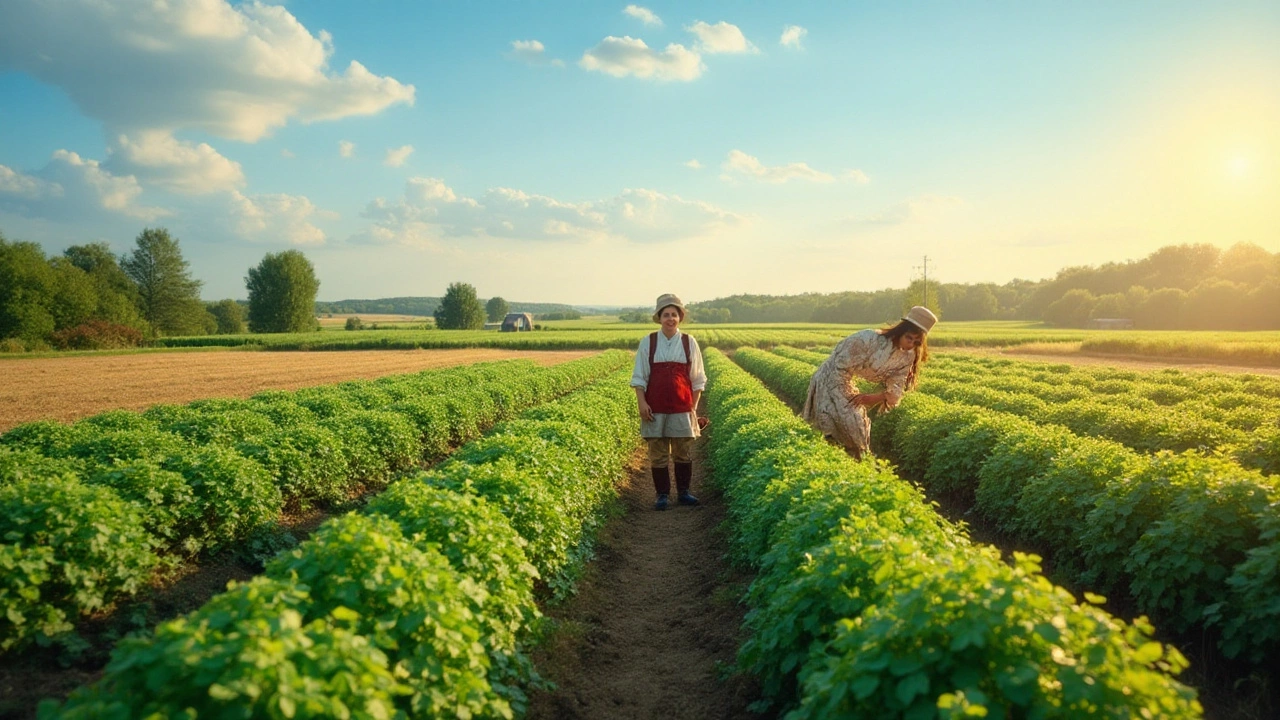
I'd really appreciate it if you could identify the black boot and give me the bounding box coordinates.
[652,466,671,511]
[674,462,698,506]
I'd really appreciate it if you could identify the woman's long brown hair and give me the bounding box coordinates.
[877,319,929,390]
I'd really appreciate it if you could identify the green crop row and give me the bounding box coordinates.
[0,352,629,654]
[772,348,1280,475]
[704,348,1200,719]
[876,394,1280,663]
[738,347,1280,664]
[40,368,640,719]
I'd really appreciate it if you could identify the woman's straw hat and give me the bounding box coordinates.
[652,293,686,323]
[902,306,938,333]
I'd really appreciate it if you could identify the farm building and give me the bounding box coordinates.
[501,312,535,332]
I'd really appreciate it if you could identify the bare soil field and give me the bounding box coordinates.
[951,346,1280,376]
[0,348,594,432]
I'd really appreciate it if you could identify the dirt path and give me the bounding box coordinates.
[527,445,763,720]
[0,348,594,432]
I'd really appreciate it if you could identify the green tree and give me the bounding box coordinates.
[63,243,147,331]
[0,236,58,343]
[345,316,363,331]
[1043,288,1096,327]
[207,299,246,334]
[121,228,207,335]
[245,250,321,333]
[485,296,510,322]
[434,282,486,330]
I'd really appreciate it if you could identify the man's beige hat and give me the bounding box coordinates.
[652,293,686,323]
[903,305,938,333]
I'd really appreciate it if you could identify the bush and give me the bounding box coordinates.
[49,320,143,350]
[344,316,363,331]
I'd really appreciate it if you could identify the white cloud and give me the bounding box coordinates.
[850,195,965,227]
[509,39,564,67]
[580,36,704,81]
[228,189,331,245]
[105,130,244,195]
[0,150,166,221]
[686,21,758,54]
[721,149,834,183]
[685,159,703,170]
[845,169,870,184]
[0,165,50,200]
[280,149,295,159]
[624,5,663,26]
[384,145,414,167]
[339,140,355,158]
[0,0,415,144]
[355,176,743,246]
[780,25,807,49]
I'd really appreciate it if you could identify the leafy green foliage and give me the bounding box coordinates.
[0,476,158,651]
[434,281,487,330]
[245,250,321,333]
[120,227,208,336]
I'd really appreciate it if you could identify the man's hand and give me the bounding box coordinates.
[638,399,655,422]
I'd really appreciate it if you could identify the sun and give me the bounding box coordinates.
[1228,154,1251,177]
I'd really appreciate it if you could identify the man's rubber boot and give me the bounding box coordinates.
[675,462,698,506]
[652,466,671,510]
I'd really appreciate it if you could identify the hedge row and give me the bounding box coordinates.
[41,367,640,719]
[706,348,1201,718]
[0,352,629,654]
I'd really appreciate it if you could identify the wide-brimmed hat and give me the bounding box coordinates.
[902,306,938,333]
[652,293,686,323]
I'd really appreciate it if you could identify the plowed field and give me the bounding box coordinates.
[0,348,595,431]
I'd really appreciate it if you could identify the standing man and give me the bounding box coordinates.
[631,293,707,511]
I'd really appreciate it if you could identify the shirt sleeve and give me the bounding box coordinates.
[687,335,706,392]
[883,366,910,408]
[630,336,650,389]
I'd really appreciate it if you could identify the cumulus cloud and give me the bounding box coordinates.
[780,25,807,48]
[849,195,965,227]
[580,36,704,81]
[105,130,244,194]
[384,145,414,167]
[280,149,295,159]
[509,39,564,66]
[687,21,758,54]
[624,5,663,26]
[355,176,742,246]
[685,159,703,170]
[228,189,331,245]
[845,169,870,184]
[0,150,166,221]
[0,0,415,144]
[721,149,835,183]
[339,140,355,158]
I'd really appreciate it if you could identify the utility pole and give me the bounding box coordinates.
[913,256,931,309]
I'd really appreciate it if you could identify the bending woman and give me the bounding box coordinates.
[630,293,707,511]
[802,305,937,459]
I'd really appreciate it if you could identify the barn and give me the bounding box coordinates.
[501,312,535,332]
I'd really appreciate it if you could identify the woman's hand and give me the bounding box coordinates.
[852,391,886,407]
[638,399,655,422]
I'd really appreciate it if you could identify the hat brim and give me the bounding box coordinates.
[902,317,931,333]
[653,305,685,323]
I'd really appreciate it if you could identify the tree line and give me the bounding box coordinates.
[683,243,1280,329]
[1,227,320,350]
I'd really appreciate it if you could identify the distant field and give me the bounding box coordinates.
[21,318,1279,367]
[315,313,432,330]
[0,348,594,431]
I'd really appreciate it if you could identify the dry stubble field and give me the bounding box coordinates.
[0,348,595,432]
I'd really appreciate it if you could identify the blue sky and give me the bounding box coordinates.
[1,1,1277,304]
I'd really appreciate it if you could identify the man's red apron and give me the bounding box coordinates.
[645,331,693,414]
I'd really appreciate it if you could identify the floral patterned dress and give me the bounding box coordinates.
[802,328,916,453]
